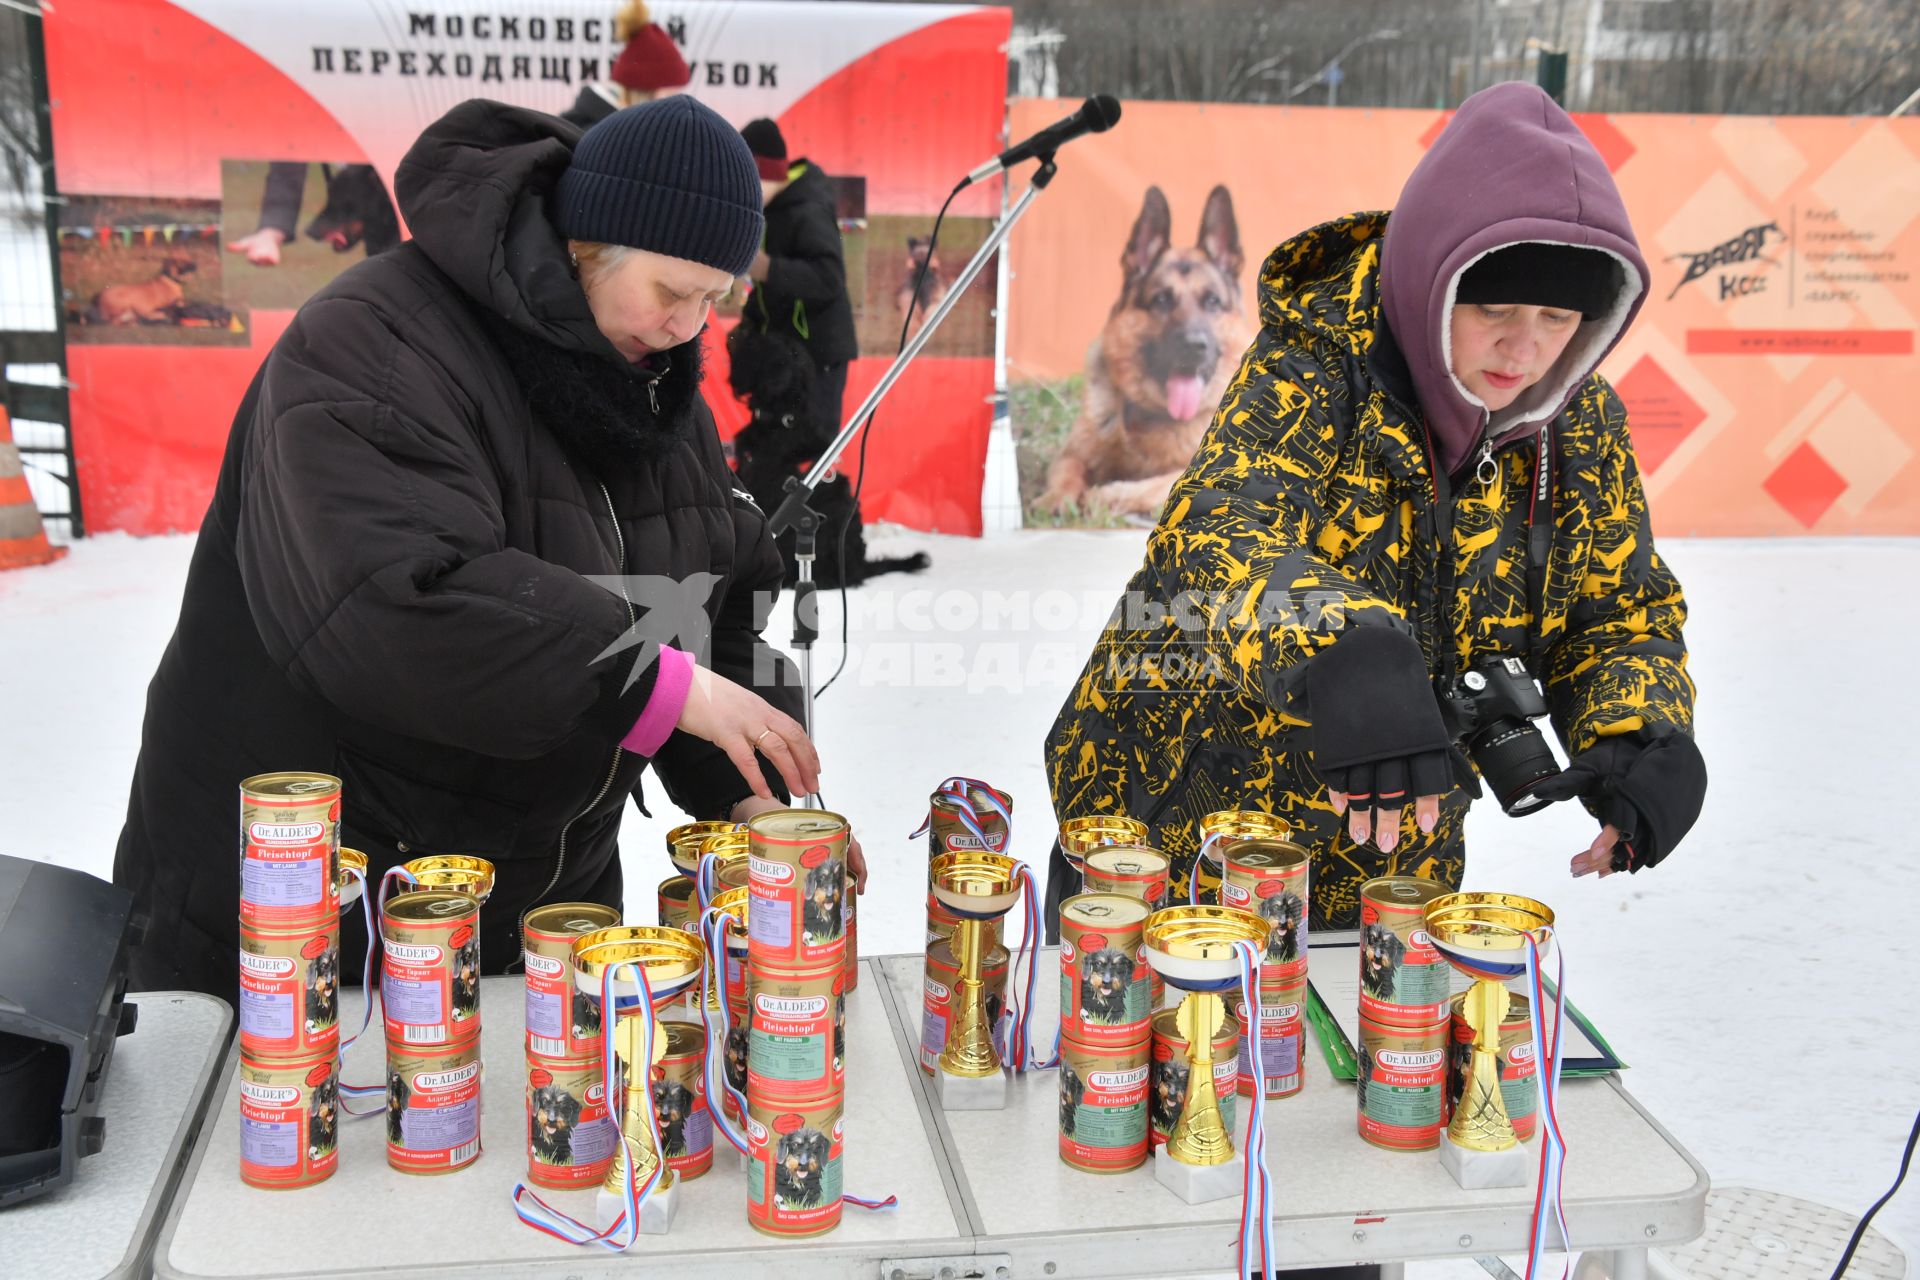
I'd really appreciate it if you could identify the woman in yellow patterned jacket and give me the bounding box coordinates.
[1044,82,1708,933]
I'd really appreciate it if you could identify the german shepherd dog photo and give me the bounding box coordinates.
[386,1070,410,1145]
[304,164,401,256]
[1258,890,1305,965]
[304,945,339,1034]
[571,985,602,1044]
[87,255,197,324]
[1037,184,1248,520]
[895,236,949,343]
[1058,1062,1086,1137]
[773,1126,832,1208]
[530,1083,583,1165]
[802,861,845,942]
[726,325,929,588]
[1079,947,1136,1024]
[451,935,481,1021]
[651,1078,695,1158]
[307,1075,338,1159]
[1150,1056,1190,1137]
[1359,924,1406,1001]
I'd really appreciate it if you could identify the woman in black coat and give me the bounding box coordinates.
[113,96,859,999]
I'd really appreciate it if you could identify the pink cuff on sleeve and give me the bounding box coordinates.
[621,646,696,757]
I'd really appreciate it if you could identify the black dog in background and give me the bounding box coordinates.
[727,326,929,588]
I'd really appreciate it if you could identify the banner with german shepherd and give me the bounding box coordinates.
[42,0,1008,536]
[1005,97,1920,536]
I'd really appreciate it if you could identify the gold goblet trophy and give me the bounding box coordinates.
[1143,905,1270,1203]
[1424,892,1554,1189]
[400,854,496,905]
[929,850,1025,1110]
[573,925,705,1237]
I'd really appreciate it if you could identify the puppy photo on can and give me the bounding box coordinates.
[307,1075,338,1160]
[833,992,847,1066]
[725,1025,750,1096]
[1058,1062,1086,1137]
[386,1069,410,1145]
[451,932,481,1020]
[303,942,339,1034]
[651,1078,695,1158]
[1079,946,1135,1024]
[1360,923,1407,1001]
[1259,889,1305,964]
[572,985,603,1043]
[530,1084,583,1165]
[1150,1056,1190,1136]
[773,1126,832,1208]
[802,860,845,942]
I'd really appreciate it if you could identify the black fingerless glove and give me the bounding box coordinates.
[1531,728,1707,871]
[1303,626,1462,809]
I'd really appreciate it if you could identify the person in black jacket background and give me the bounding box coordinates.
[113,96,863,1001]
[738,118,859,441]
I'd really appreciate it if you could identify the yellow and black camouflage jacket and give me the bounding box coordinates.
[1043,213,1695,928]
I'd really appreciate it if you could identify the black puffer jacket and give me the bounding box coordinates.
[113,101,800,1000]
[745,160,858,366]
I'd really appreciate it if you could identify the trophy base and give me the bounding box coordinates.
[1439,1134,1533,1189]
[1153,1145,1244,1204]
[596,1177,678,1238]
[936,1065,1008,1110]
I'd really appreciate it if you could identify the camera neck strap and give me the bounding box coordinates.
[1422,422,1555,680]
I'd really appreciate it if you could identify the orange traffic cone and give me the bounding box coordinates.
[0,406,67,569]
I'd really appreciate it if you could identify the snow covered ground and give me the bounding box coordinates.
[3,525,1917,1260]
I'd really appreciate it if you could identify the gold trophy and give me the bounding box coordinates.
[400,854,496,905]
[1191,810,1290,903]
[1143,905,1269,1202]
[573,925,705,1237]
[1424,892,1554,1189]
[929,850,1025,1110]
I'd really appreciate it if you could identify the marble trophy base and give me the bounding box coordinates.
[936,1065,1008,1110]
[1439,1134,1533,1189]
[1153,1145,1245,1204]
[596,1177,678,1238]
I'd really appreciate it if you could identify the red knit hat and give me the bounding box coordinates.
[611,23,690,93]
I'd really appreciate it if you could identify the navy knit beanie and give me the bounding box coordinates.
[553,96,764,277]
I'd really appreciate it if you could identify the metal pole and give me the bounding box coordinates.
[1469,0,1487,98]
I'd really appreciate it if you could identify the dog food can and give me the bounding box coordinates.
[387,1039,484,1173]
[1191,809,1291,898]
[237,918,341,1061]
[381,889,482,1048]
[926,781,1013,858]
[747,809,850,969]
[1057,1035,1151,1173]
[746,1095,844,1237]
[1219,840,1311,976]
[525,1052,618,1188]
[1357,1013,1448,1151]
[238,1053,338,1189]
[1447,991,1537,1139]
[1081,845,1171,908]
[713,848,753,891]
[521,902,622,1058]
[721,1020,751,1123]
[667,820,743,878]
[238,773,340,927]
[1358,877,1452,1025]
[841,873,859,993]
[748,960,846,1102]
[654,1021,714,1180]
[1058,893,1151,1048]
[1228,981,1307,1100]
[1148,1006,1238,1150]
[658,875,697,934]
[920,936,1010,1075]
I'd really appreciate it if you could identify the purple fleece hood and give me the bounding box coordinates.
[1380,82,1649,476]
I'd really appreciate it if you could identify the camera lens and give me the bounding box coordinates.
[1467,719,1560,817]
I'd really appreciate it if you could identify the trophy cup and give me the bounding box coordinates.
[1191,810,1290,903]
[929,850,1025,1110]
[336,848,369,910]
[1423,892,1555,1189]
[400,854,496,906]
[573,925,705,1236]
[1143,905,1270,1203]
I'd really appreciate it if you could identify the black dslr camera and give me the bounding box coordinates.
[1439,656,1560,817]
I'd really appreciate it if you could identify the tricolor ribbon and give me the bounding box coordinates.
[908,776,1011,854]
[338,866,420,1114]
[1188,832,1227,905]
[1004,864,1058,1072]
[697,906,752,1157]
[511,961,669,1250]
[1232,941,1277,1279]
[1522,933,1571,1280]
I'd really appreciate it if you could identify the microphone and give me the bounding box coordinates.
[964,94,1122,186]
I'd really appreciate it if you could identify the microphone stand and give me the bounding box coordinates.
[766,159,1060,808]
